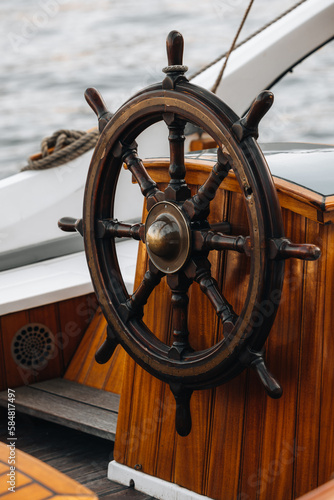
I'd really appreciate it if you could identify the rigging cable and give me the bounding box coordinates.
[189,0,309,84]
[211,0,255,94]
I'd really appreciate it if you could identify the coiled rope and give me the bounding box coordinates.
[21,128,99,171]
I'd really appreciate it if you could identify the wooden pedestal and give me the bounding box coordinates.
[112,158,334,500]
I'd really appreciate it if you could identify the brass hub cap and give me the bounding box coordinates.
[145,201,191,274]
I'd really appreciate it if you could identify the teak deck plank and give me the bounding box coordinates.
[0,441,98,499]
[0,410,155,499]
[0,380,119,441]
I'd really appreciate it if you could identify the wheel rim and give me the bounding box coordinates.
[83,88,285,385]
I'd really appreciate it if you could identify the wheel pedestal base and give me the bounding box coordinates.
[108,460,214,500]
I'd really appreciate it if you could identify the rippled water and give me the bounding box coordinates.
[0,0,333,179]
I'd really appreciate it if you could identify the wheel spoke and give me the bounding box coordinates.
[195,263,238,337]
[96,219,145,242]
[119,141,164,209]
[269,238,321,261]
[118,263,164,322]
[210,221,231,234]
[193,230,251,256]
[163,113,191,202]
[166,273,192,360]
[183,147,232,220]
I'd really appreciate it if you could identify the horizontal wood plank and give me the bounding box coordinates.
[0,381,118,441]
[31,378,120,412]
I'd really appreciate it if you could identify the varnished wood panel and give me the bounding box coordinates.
[64,308,104,382]
[143,159,334,223]
[27,303,63,383]
[114,164,334,499]
[256,209,305,500]
[1,309,31,388]
[293,218,326,497]
[115,183,177,478]
[0,330,6,391]
[0,293,97,389]
[174,186,228,493]
[296,479,334,500]
[64,307,126,393]
[57,294,98,368]
[318,223,334,487]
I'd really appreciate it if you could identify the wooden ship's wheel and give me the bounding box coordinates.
[59,31,320,437]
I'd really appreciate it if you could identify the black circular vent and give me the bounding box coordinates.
[11,323,55,370]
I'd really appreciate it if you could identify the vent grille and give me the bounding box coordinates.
[11,323,55,370]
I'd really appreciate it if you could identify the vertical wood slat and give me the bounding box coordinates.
[1,309,32,387]
[115,183,177,478]
[63,308,103,382]
[0,323,7,390]
[256,209,306,500]
[114,161,334,499]
[64,307,127,394]
[114,186,254,499]
[205,190,249,500]
[27,303,63,383]
[293,218,326,498]
[238,369,267,499]
[318,223,334,487]
[57,294,98,368]
[173,185,228,493]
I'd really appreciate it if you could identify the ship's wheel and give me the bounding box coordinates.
[59,31,320,436]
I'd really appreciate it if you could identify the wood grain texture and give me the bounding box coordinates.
[293,218,326,498]
[0,382,118,440]
[143,158,334,223]
[57,294,98,368]
[0,441,97,499]
[1,309,31,388]
[116,188,179,478]
[173,185,228,493]
[0,294,97,389]
[0,333,6,391]
[27,303,63,383]
[255,209,305,500]
[64,306,128,396]
[31,378,120,411]
[114,163,334,499]
[296,479,334,500]
[318,223,334,487]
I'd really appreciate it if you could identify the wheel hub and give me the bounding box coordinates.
[145,201,191,274]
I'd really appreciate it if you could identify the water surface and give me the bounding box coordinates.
[0,0,333,178]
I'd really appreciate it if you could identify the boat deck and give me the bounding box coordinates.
[0,407,155,499]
